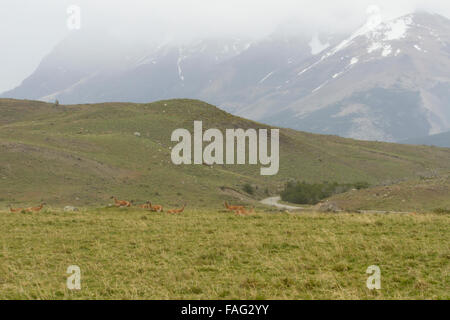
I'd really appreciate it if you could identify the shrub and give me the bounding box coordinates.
[281,181,370,205]
[243,183,255,195]
[354,181,370,190]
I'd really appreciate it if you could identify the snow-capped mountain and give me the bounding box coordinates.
[2,27,318,104]
[2,30,256,103]
[2,12,449,142]
[246,12,450,141]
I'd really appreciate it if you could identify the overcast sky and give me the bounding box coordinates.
[1,0,449,93]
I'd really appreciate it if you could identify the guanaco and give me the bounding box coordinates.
[8,205,24,213]
[139,201,152,209]
[224,201,244,211]
[111,196,131,207]
[149,202,163,212]
[234,207,255,216]
[24,203,46,213]
[167,204,186,214]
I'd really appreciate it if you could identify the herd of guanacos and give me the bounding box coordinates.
[110,197,255,215]
[7,197,255,216]
[8,203,46,213]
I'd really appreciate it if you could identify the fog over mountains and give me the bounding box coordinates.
[2,11,450,142]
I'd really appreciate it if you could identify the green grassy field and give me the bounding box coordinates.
[0,208,448,300]
[1,98,449,300]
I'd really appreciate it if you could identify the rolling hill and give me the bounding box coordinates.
[324,174,450,213]
[0,98,449,208]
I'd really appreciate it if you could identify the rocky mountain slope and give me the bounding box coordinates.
[252,12,450,142]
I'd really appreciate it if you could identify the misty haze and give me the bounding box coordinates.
[2,0,450,142]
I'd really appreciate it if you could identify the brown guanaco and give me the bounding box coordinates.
[224,201,244,211]
[234,207,255,216]
[139,201,152,209]
[111,196,131,207]
[8,205,24,213]
[149,202,163,212]
[24,203,46,213]
[167,204,186,214]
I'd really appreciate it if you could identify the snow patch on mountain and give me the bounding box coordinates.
[382,16,412,40]
[332,104,368,118]
[368,42,382,53]
[367,42,393,57]
[309,34,330,55]
[312,80,329,93]
[381,45,392,57]
[349,57,359,65]
[177,47,187,82]
[414,44,427,53]
[298,14,414,78]
[259,71,275,84]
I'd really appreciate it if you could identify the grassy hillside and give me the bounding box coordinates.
[1,98,450,208]
[0,208,448,299]
[324,174,450,213]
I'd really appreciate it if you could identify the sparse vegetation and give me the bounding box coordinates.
[328,174,450,213]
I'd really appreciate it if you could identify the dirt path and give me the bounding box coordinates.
[260,197,418,214]
[260,196,304,211]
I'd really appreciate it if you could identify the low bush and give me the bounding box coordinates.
[281,181,370,205]
[243,183,255,195]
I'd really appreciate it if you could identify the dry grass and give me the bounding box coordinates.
[0,208,448,300]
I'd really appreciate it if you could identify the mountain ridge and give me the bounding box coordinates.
[253,12,450,141]
[2,12,449,143]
